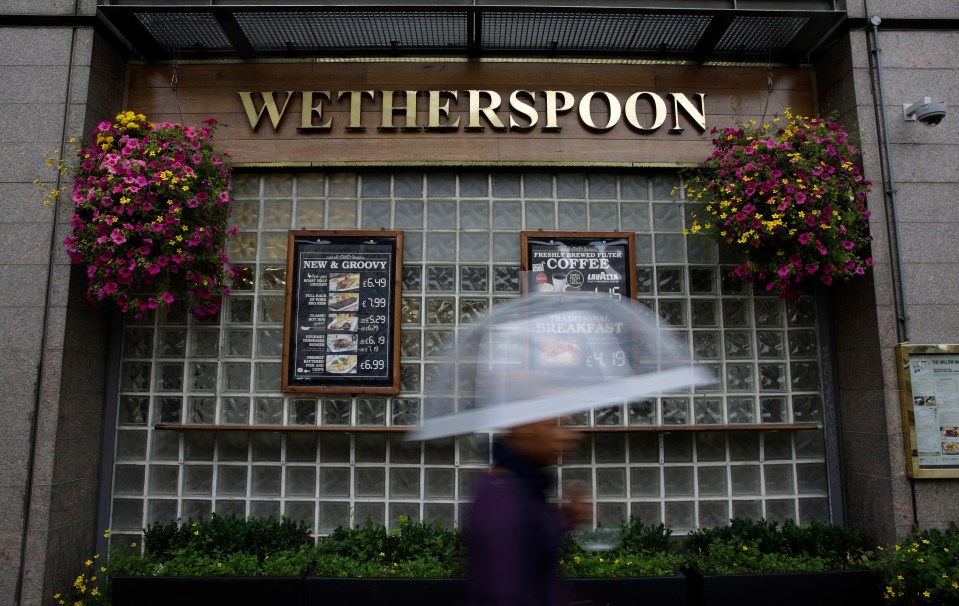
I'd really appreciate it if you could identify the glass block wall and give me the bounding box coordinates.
[110,171,830,543]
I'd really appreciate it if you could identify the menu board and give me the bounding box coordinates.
[282,230,402,394]
[897,344,959,478]
[521,231,637,300]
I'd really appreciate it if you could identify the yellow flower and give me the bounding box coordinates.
[742,545,749,551]
[194,530,199,536]
[216,562,222,568]
[103,529,110,538]
[924,591,931,598]
[130,541,137,548]
[379,552,385,557]
[85,559,93,567]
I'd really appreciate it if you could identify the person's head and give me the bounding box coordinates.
[503,417,582,467]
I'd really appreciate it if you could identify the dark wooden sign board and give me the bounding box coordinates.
[521,231,637,300]
[282,230,403,395]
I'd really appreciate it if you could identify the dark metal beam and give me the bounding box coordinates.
[212,12,256,61]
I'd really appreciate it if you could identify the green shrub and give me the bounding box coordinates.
[684,518,868,574]
[144,515,312,561]
[870,527,959,605]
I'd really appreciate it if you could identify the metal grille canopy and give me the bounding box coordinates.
[98,5,845,63]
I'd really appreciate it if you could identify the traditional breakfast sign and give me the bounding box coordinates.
[521,231,637,300]
[282,230,403,394]
[897,344,959,478]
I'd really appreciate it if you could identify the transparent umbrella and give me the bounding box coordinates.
[410,293,712,441]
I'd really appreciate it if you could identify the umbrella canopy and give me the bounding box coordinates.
[410,294,712,441]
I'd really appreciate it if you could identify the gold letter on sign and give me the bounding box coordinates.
[338,90,375,130]
[542,91,574,130]
[578,91,622,131]
[299,91,333,131]
[380,90,420,130]
[669,93,707,133]
[467,90,506,130]
[427,90,460,130]
[238,91,294,131]
[508,90,538,130]
[624,92,667,131]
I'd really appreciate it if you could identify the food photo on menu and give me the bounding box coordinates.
[942,426,959,455]
[328,333,358,353]
[329,272,360,292]
[325,354,358,375]
[328,292,359,312]
[327,313,358,332]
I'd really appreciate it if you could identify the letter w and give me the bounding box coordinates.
[238,91,295,131]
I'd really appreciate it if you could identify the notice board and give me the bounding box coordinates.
[897,344,959,478]
[282,230,403,394]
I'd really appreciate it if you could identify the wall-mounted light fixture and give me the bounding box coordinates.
[903,97,947,126]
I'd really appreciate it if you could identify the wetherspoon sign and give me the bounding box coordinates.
[282,230,403,394]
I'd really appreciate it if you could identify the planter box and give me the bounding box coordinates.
[111,575,304,606]
[566,571,687,606]
[684,567,882,606]
[304,577,467,606]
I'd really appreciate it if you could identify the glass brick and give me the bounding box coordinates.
[395,201,424,229]
[722,298,750,327]
[695,398,723,425]
[653,174,680,200]
[790,362,821,391]
[757,331,784,359]
[319,502,350,532]
[255,362,281,391]
[123,328,153,358]
[230,265,255,292]
[596,468,626,498]
[726,364,754,393]
[630,467,660,497]
[786,298,816,326]
[460,174,489,197]
[493,201,521,229]
[189,363,217,392]
[401,364,421,392]
[353,502,384,526]
[187,397,215,424]
[148,499,178,525]
[654,234,683,263]
[765,464,794,494]
[254,398,283,425]
[459,233,489,261]
[390,468,420,498]
[493,232,518,261]
[621,174,649,200]
[657,267,684,294]
[296,173,325,196]
[698,500,729,528]
[256,329,283,358]
[229,297,254,324]
[323,399,351,425]
[426,233,455,261]
[400,332,422,360]
[404,232,423,262]
[460,266,488,292]
[795,430,826,458]
[119,397,149,425]
[628,399,656,426]
[115,431,148,460]
[154,397,181,424]
[183,466,213,496]
[217,466,248,496]
[356,434,387,463]
[228,232,257,262]
[727,397,755,424]
[223,363,251,392]
[356,468,386,497]
[295,200,326,228]
[658,300,686,327]
[664,467,694,497]
[259,232,287,261]
[589,202,618,230]
[689,267,717,293]
[358,398,386,425]
[693,331,720,359]
[460,201,489,228]
[111,499,143,531]
[155,364,183,391]
[232,199,260,229]
[696,433,726,462]
[362,174,391,197]
[653,203,683,231]
[403,266,422,292]
[249,501,279,520]
[556,173,586,198]
[697,467,727,496]
[402,297,421,325]
[525,201,555,229]
[425,468,455,499]
[558,202,587,230]
[320,468,350,496]
[631,502,662,525]
[263,200,292,229]
[190,330,219,357]
[662,398,689,425]
[428,201,456,228]
[287,433,318,462]
[766,499,796,524]
[263,174,294,197]
[115,465,145,495]
[730,465,760,495]
[460,298,488,322]
[251,466,281,496]
[328,200,358,228]
[289,399,317,425]
[764,432,792,460]
[259,265,286,291]
[389,502,421,528]
[493,266,520,292]
[663,434,692,462]
[687,236,718,263]
[724,331,752,359]
[425,437,455,464]
[788,330,818,358]
[426,297,456,324]
[395,173,424,198]
[221,397,250,424]
[796,463,827,493]
[593,405,622,427]
[523,174,553,198]
[792,395,822,424]
[489,174,518,198]
[183,432,215,461]
[665,501,695,531]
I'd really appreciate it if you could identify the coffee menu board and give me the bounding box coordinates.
[521,231,637,300]
[282,230,402,394]
[897,344,959,478]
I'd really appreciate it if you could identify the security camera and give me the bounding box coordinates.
[903,97,947,126]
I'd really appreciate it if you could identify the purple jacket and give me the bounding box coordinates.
[467,441,570,606]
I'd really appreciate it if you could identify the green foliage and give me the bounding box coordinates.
[684,518,868,574]
[619,517,673,554]
[144,515,312,561]
[869,526,959,605]
[313,516,465,578]
[561,517,679,578]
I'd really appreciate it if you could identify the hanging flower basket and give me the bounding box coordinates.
[63,111,236,319]
[684,109,873,300]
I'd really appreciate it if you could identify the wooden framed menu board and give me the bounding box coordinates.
[897,343,959,478]
[282,230,403,394]
[521,231,637,300]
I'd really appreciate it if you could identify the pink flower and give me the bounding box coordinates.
[110,229,126,245]
[797,233,811,245]
[161,292,175,305]
[146,263,161,275]
[841,240,855,250]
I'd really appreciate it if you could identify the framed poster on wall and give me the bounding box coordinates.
[897,344,959,478]
[521,231,637,300]
[282,230,403,395]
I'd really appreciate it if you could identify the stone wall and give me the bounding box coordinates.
[0,1,124,602]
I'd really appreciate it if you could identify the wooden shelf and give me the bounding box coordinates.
[154,423,820,433]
